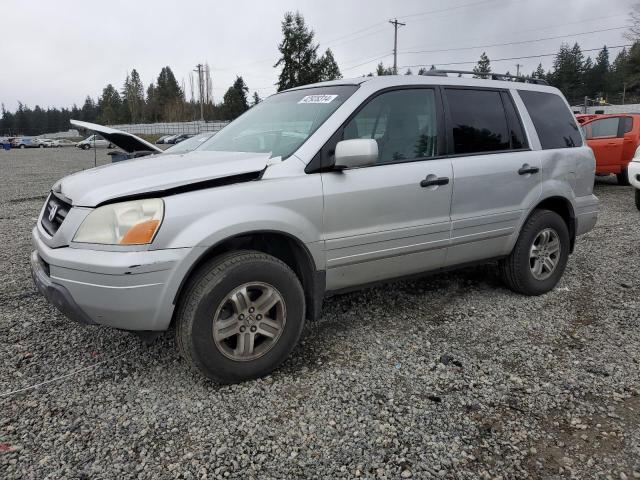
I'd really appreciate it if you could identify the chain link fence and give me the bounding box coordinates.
[108,120,229,136]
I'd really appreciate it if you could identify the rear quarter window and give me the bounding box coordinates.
[519,90,582,149]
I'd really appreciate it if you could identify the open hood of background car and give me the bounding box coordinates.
[71,119,163,154]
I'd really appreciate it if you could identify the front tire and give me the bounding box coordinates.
[500,209,570,296]
[617,168,630,186]
[175,251,305,383]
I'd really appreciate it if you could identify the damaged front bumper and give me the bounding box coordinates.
[31,227,193,331]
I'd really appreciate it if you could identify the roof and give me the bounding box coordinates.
[287,74,561,95]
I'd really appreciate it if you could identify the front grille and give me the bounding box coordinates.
[41,193,71,236]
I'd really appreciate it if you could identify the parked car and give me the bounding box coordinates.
[628,148,640,210]
[581,113,640,185]
[164,133,193,145]
[76,134,114,150]
[31,73,598,383]
[163,132,215,154]
[161,134,180,144]
[156,135,174,144]
[50,139,77,148]
[33,138,54,148]
[11,137,35,148]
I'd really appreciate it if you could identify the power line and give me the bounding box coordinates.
[342,52,394,71]
[399,43,633,69]
[399,25,629,55]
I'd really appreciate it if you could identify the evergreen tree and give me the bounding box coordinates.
[221,76,249,120]
[80,96,98,122]
[417,67,428,75]
[122,69,145,123]
[473,52,491,78]
[532,63,545,80]
[375,62,394,76]
[251,91,261,106]
[405,68,413,75]
[156,66,184,119]
[319,48,342,81]
[97,84,121,125]
[546,42,587,102]
[275,12,327,90]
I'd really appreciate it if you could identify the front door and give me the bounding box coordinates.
[320,88,453,291]
[584,116,625,174]
[443,87,542,266]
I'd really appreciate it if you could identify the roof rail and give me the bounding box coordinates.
[425,69,549,85]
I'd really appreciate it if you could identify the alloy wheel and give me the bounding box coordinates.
[212,282,286,361]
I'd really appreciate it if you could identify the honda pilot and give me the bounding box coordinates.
[31,73,599,383]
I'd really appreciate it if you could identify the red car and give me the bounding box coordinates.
[581,113,639,185]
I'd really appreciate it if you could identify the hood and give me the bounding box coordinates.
[70,119,163,154]
[54,150,274,207]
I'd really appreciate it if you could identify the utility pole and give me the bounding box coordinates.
[515,63,523,77]
[193,64,204,121]
[389,18,405,75]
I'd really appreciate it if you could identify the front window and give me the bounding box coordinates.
[199,85,358,159]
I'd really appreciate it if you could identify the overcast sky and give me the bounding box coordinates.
[1,0,635,111]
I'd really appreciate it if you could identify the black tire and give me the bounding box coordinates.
[617,168,630,186]
[39,144,44,148]
[19,144,25,149]
[175,250,305,383]
[635,189,640,211]
[500,209,570,296]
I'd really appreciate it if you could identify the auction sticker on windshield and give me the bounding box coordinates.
[298,94,338,104]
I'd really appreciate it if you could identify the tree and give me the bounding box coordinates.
[97,84,121,125]
[275,12,339,90]
[532,63,545,80]
[275,12,320,90]
[80,96,98,122]
[319,48,342,81]
[547,42,586,102]
[221,76,249,120]
[627,2,640,40]
[405,68,413,75]
[375,62,394,76]
[251,91,261,106]
[473,52,491,78]
[122,69,145,123]
[156,66,184,120]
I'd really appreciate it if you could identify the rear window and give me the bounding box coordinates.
[519,90,582,149]
[445,88,510,154]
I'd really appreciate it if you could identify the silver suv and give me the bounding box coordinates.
[31,74,598,383]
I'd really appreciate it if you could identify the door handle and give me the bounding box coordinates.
[518,165,539,175]
[420,176,449,187]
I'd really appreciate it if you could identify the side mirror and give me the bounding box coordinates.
[334,139,378,170]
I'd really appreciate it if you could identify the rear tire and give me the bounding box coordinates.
[175,250,305,383]
[617,168,630,186]
[635,189,640,211]
[500,209,570,296]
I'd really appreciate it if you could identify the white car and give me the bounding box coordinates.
[629,148,640,210]
[76,134,113,150]
[34,138,54,148]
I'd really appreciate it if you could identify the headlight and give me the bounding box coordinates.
[73,198,164,245]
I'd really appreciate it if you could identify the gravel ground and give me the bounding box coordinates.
[1,147,639,479]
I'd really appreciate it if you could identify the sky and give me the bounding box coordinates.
[1,0,635,111]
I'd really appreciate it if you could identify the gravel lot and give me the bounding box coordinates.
[1,147,639,479]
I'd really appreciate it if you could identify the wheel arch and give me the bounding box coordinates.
[530,195,576,252]
[171,230,325,325]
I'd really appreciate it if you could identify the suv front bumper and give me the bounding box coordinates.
[31,227,194,331]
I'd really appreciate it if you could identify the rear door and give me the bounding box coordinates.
[321,88,453,291]
[583,116,624,173]
[443,87,540,266]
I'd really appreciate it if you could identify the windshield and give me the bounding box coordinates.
[199,85,358,158]
[164,132,215,154]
